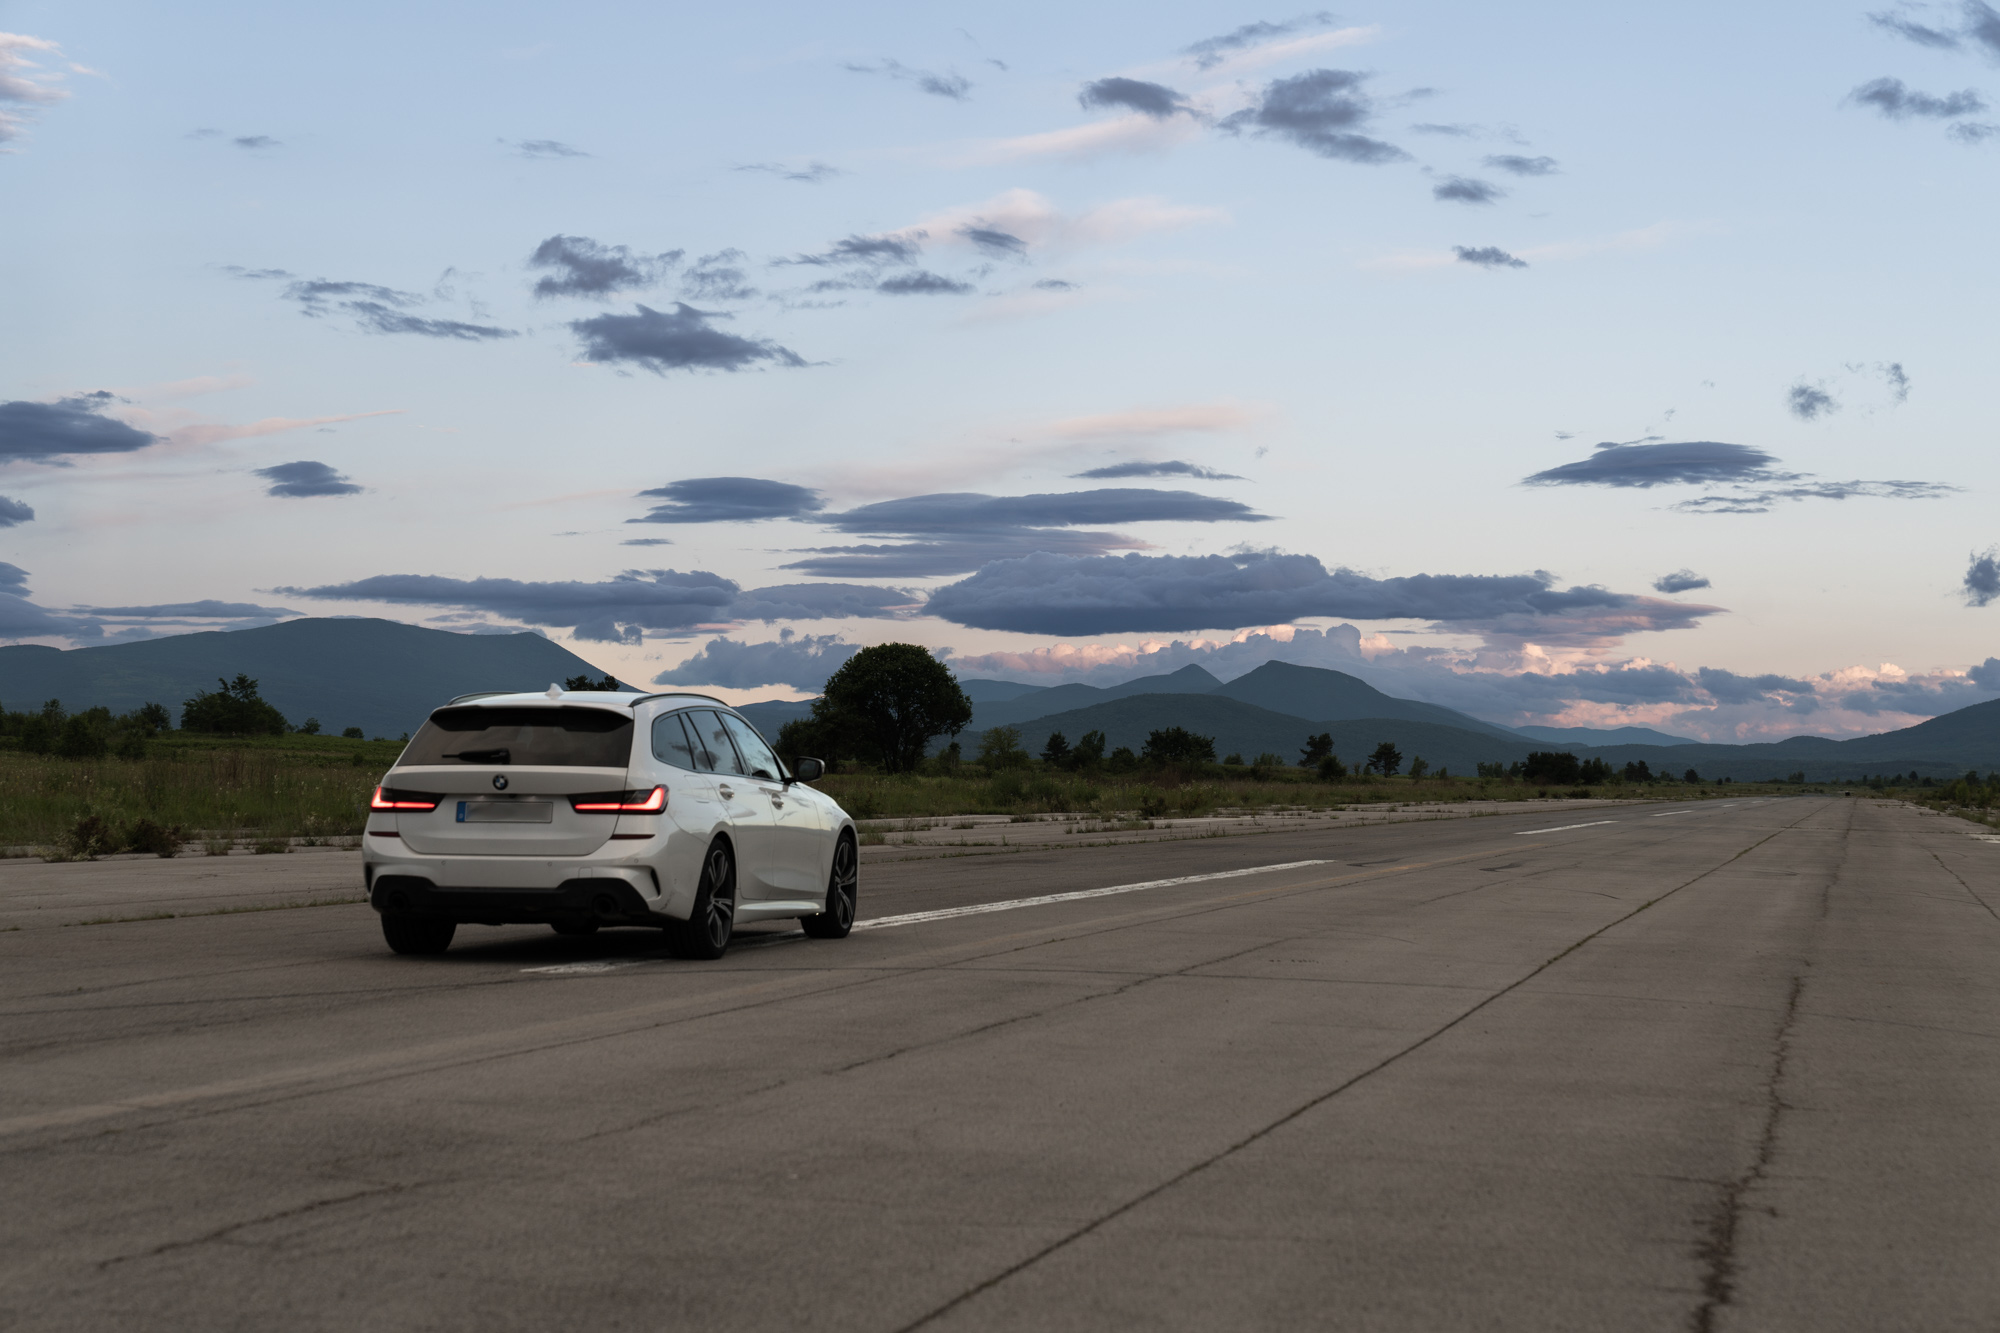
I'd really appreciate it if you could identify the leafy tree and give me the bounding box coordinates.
[563,673,619,691]
[1408,755,1430,780]
[342,726,366,739]
[1254,752,1286,768]
[1520,751,1582,784]
[1683,768,1701,784]
[131,702,171,735]
[1222,753,1244,766]
[977,725,1030,769]
[1106,745,1139,773]
[1316,754,1347,780]
[299,718,322,735]
[1299,733,1334,767]
[1623,760,1653,783]
[1072,730,1107,770]
[1476,762,1506,778]
[807,643,973,773]
[181,675,289,735]
[1364,741,1402,776]
[58,714,109,759]
[1041,731,1072,766]
[1578,757,1613,783]
[1142,726,1216,765]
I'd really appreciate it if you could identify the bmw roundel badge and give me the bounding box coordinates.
[492,775,509,791]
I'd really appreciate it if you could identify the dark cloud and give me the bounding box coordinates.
[842,59,970,100]
[1524,440,1786,489]
[277,569,908,645]
[279,277,516,339]
[221,265,295,280]
[1183,13,1339,69]
[0,496,32,526]
[958,226,1027,258]
[344,303,517,340]
[78,599,300,619]
[629,477,825,525]
[1483,153,1559,175]
[1671,479,1961,513]
[1972,0,2000,53]
[1455,245,1527,269]
[570,303,807,374]
[620,537,674,547]
[1970,656,2000,688]
[528,235,683,299]
[1072,460,1245,481]
[1964,549,2000,606]
[877,271,975,295]
[781,233,923,268]
[1033,279,1079,291]
[1788,382,1838,420]
[1697,666,1814,705]
[1848,76,1986,117]
[1078,77,1193,119]
[735,161,841,183]
[785,487,1269,578]
[514,139,589,158]
[681,250,757,302]
[1410,122,1476,136]
[1218,69,1409,164]
[1951,120,2000,140]
[254,460,362,498]
[0,394,160,464]
[1653,569,1712,594]
[232,135,280,150]
[1433,175,1505,204]
[283,278,419,313]
[923,550,1720,646]
[1870,9,1964,47]
[654,630,859,690]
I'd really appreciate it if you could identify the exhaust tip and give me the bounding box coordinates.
[591,893,619,920]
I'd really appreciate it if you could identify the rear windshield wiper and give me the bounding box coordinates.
[444,747,511,764]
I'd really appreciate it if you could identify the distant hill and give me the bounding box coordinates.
[0,618,616,739]
[734,697,817,738]
[967,664,1222,731]
[1207,661,1522,741]
[958,678,1050,704]
[1515,724,1697,747]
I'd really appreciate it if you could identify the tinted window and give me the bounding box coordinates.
[685,710,746,776]
[719,713,785,782]
[652,713,702,770]
[401,706,633,768]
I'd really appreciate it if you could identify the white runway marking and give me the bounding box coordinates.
[1514,821,1617,836]
[850,860,1333,933]
[1650,809,1694,817]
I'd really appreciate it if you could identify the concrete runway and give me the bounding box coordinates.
[2,796,1996,1331]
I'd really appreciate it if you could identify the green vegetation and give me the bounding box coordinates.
[1915,770,2000,829]
[778,643,974,773]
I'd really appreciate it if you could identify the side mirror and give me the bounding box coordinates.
[789,757,825,783]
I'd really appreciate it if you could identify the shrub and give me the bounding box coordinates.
[1521,751,1581,785]
[181,675,289,735]
[126,818,184,858]
[56,814,117,861]
[342,726,365,739]
[1317,754,1347,780]
[977,725,1031,770]
[1141,727,1216,765]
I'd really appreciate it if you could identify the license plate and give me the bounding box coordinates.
[456,800,554,824]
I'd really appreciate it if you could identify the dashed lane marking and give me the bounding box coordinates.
[1513,821,1617,836]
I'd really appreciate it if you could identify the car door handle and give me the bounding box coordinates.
[717,784,734,799]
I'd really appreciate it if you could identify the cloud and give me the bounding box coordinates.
[898,189,1226,257]
[1046,402,1267,441]
[1219,69,1409,164]
[78,599,301,620]
[232,134,280,150]
[0,32,70,148]
[0,393,161,463]
[1433,175,1505,204]
[1071,460,1244,480]
[876,270,975,295]
[1847,76,1986,118]
[1454,244,1527,269]
[344,303,517,340]
[682,250,757,301]
[570,303,806,374]
[781,233,924,268]
[254,460,362,497]
[1411,122,1476,136]
[528,235,682,298]
[1078,77,1194,119]
[621,537,673,546]
[1951,119,2000,140]
[1183,13,1341,69]
[1525,440,1786,489]
[1484,154,1559,175]
[736,161,841,183]
[1670,479,1960,513]
[0,496,30,525]
[1695,666,1815,705]
[277,569,912,644]
[958,225,1027,258]
[1653,569,1712,594]
[1034,278,1079,291]
[1883,361,1911,401]
[513,139,588,158]
[924,549,1721,647]
[1871,9,1964,47]
[1788,382,1838,420]
[1963,549,2000,606]
[629,477,825,524]
[969,113,1207,162]
[654,630,860,690]
[278,277,516,340]
[843,58,970,100]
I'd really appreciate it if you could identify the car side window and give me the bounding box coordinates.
[688,710,749,776]
[652,713,704,771]
[719,713,785,783]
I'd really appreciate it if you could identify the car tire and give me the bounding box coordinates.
[551,921,599,936]
[666,839,735,961]
[382,913,455,955]
[801,834,857,939]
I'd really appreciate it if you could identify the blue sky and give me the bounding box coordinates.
[5,0,1998,740]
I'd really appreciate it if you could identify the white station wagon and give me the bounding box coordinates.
[363,687,857,959]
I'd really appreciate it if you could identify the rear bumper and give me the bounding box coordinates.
[369,873,676,927]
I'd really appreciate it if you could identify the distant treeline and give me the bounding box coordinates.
[1,674,375,758]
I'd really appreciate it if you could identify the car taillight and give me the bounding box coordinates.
[370,786,442,811]
[570,786,668,813]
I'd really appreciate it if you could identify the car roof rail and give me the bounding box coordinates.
[627,691,729,709]
[445,690,516,705]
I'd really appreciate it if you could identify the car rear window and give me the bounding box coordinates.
[401,706,634,768]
